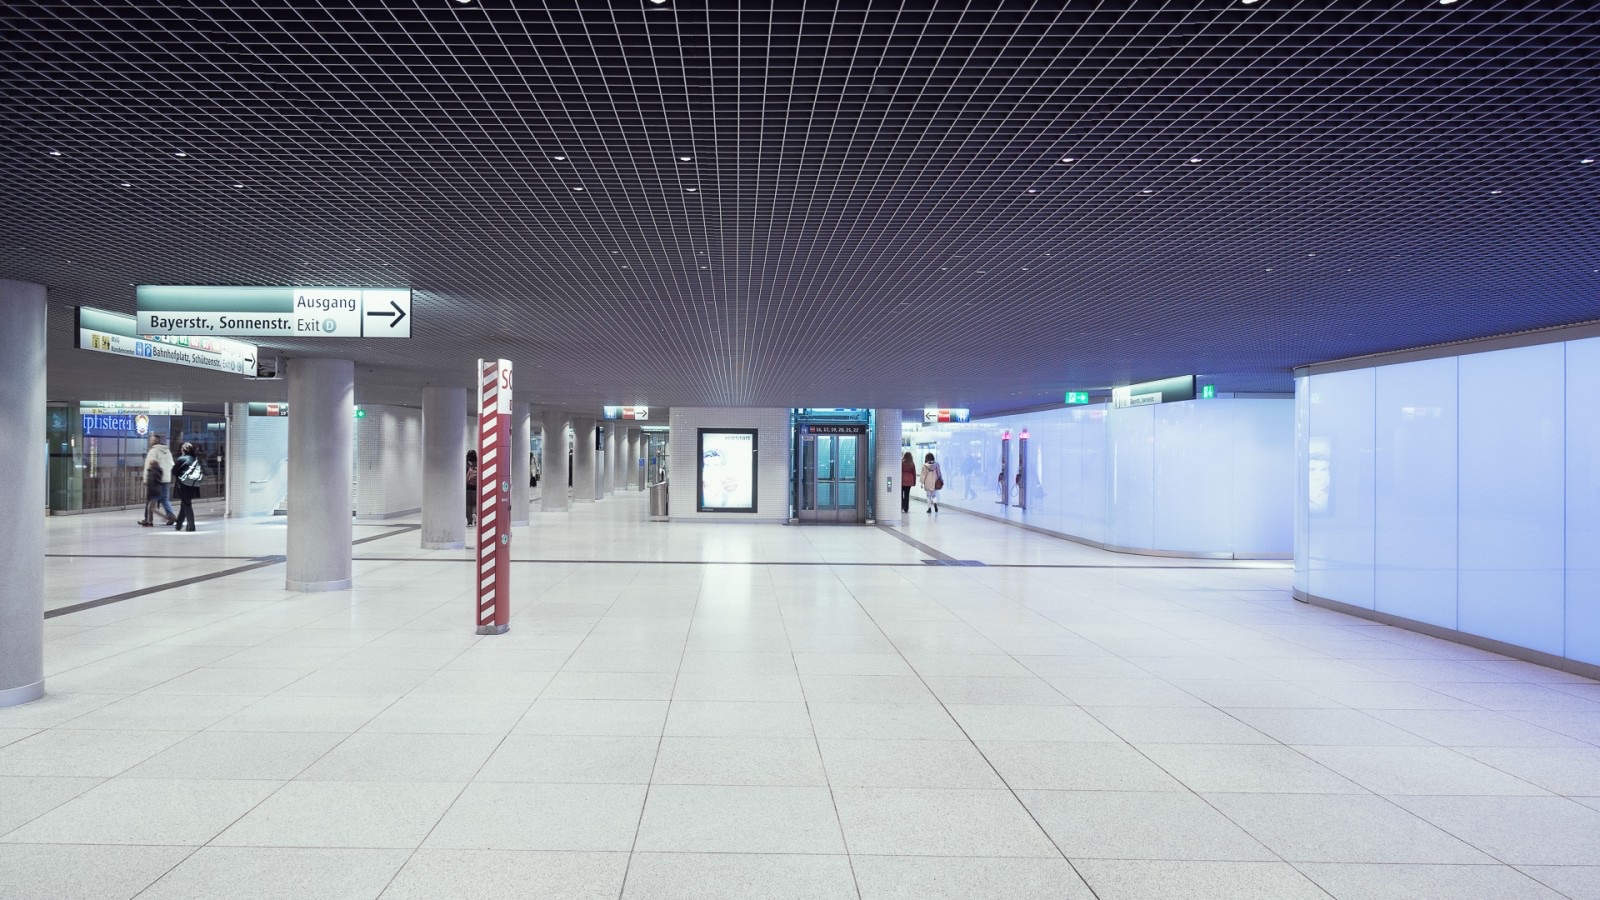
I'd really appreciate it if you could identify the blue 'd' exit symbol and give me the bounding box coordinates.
[1064,391,1090,405]
[1200,384,1216,399]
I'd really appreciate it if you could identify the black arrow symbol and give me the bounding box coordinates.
[365,299,407,329]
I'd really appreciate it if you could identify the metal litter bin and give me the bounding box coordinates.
[649,481,669,521]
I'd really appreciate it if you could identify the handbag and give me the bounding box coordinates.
[178,459,204,487]
[934,466,944,491]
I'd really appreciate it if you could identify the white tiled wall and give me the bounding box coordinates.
[355,404,423,519]
[874,409,903,524]
[667,407,792,523]
[226,403,289,517]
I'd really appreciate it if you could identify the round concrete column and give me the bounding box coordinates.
[572,416,597,502]
[629,428,643,490]
[0,281,46,707]
[605,425,619,496]
[541,411,570,512]
[421,386,467,549]
[511,402,531,526]
[286,357,354,591]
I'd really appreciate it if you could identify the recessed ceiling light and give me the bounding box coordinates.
[47,150,62,156]
[119,182,131,187]
[1057,156,1075,164]
[232,183,244,188]
[678,155,692,162]
[1438,0,1457,4]
[1025,188,1038,194]
[572,186,585,191]
[553,155,566,161]
[612,250,621,254]
[173,151,187,157]
[650,0,668,5]
[1490,189,1502,194]
[1187,157,1203,164]
[685,187,698,193]
[1583,158,1595,164]
[1140,188,1154,194]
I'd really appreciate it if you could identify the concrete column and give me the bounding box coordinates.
[630,428,644,490]
[602,425,616,497]
[874,408,904,526]
[511,402,531,525]
[572,416,597,502]
[225,402,248,517]
[421,387,467,549]
[541,411,570,512]
[0,281,46,707]
[285,357,354,591]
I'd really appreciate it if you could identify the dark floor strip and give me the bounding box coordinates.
[44,525,422,618]
[874,522,957,562]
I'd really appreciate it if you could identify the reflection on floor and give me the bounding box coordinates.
[4,498,1599,899]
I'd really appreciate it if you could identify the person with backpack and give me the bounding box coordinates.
[919,451,944,514]
[466,449,479,526]
[171,441,203,532]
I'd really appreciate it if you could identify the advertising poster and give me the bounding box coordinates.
[698,428,757,512]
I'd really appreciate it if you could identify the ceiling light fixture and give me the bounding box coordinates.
[1187,157,1203,164]
[1026,188,1038,194]
[1141,188,1154,194]
[1438,0,1457,4]
[685,187,698,192]
[119,182,131,187]
[572,186,585,191]
[48,150,62,156]
[1057,156,1075,163]
[553,155,566,161]
[232,183,243,188]
[173,151,187,157]
[1490,189,1502,194]
[678,155,692,162]
[1583,158,1595,164]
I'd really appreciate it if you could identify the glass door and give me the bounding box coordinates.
[798,428,862,522]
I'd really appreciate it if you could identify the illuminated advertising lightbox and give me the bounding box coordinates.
[697,428,758,513]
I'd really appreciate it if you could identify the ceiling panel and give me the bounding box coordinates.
[2,0,1596,414]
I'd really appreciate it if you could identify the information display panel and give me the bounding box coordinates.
[135,285,411,338]
[697,428,758,513]
[77,307,257,375]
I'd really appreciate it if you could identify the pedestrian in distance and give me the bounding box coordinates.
[171,441,202,531]
[919,452,944,514]
[138,433,176,526]
[900,450,917,514]
[466,449,479,526]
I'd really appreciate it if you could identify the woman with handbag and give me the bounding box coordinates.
[466,449,479,526]
[899,451,916,513]
[171,442,202,532]
[918,452,944,514]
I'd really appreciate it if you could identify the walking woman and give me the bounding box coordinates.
[919,452,944,514]
[171,442,201,532]
[466,449,479,526]
[899,451,916,513]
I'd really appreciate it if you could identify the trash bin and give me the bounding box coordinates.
[649,480,669,521]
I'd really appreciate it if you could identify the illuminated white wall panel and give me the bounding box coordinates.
[1373,358,1457,628]
[1109,405,1156,551]
[1231,400,1296,558]
[1306,367,1377,610]
[1294,377,1310,594]
[1567,337,1600,665]
[1153,401,1230,554]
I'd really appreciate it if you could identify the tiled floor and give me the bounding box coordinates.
[4,497,1600,899]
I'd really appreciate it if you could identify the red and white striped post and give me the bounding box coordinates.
[475,358,513,635]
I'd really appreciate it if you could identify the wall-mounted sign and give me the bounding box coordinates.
[698,428,758,513]
[922,408,970,424]
[1111,375,1196,409]
[80,400,183,416]
[77,307,259,376]
[1064,391,1091,405]
[81,414,139,435]
[602,406,649,420]
[803,424,865,435]
[135,285,412,338]
[247,402,289,417]
[1200,383,1216,399]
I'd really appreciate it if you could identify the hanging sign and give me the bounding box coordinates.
[922,408,970,424]
[602,406,649,420]
[77,307,258,376]
[135,285,412,338]
[1111,375,1196,409]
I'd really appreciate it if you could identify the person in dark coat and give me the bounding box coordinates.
[900,451,916,513]
[466,449,479,526]
[171,442,201,532]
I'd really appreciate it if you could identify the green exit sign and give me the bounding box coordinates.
[354,408,366,418]
[1200,384,1216,399]
[1064,391,1090,405]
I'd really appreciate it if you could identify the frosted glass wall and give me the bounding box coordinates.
[1299,334,1600,668]
[912,398,1293,558]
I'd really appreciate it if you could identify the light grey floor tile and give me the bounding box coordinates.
[793,652,914,676]
[1366,708,1588,747]
[1044,677,1210,707]
[55,692,257,731]
[1296,862,1565,899]
[1296,746,1550,795]
[1169,678,1343,709]
[424,782,647,851]
[0,728,38,749]
[476,734,660,783]
[144,667,311,696]
[1517,865,1600,900]
[127,731,345,780]
[1305,681,1475,711]
[140,847,409,900]
[947,705,1121,742]
[672,670,805,702]
[0,844,192,900]
[853,856,1093,899]
[924,676,1073,705]
[1085,707,1273,744]
[1388,795,1600,865]
[808,702,965,740]
[538,672,677,701]
[0,775,103,834]
[979,741,1186,792]
[833,787,1058,857]
[820,738,1004,789]
[0,728,192,777]
[653,736,826,786]
[276,667,432,698]
[2,777,279,845]
[514,698,669,736]
[663,701,814,738]
[382,850,627,899]
[358,694,534,734]
[211,694,398,732]
[1137,744,1363,793]
[622,852,857,899]
[1020,790,1276,861]
[1221,707,1431,746]
[298,732,500,782]
[905,653,1035,677]
[1074,860,1332,900]
[213,780,462,848]
[1456,747,1600,795]
[407,669,553,697]
[634,785,845,854]
[1204,792,1492,863]
[800,674,936,705]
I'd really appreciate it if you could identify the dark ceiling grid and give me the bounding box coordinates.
[1,1,1597,412]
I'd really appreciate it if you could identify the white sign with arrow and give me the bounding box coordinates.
[135,286,412,338]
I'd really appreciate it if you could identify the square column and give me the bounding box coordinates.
[421,386,467,549]
[0,280,46,707]
[875,409,904,525]
[572,416,598,502]
[286,357,354,592]
[512,402,531,525]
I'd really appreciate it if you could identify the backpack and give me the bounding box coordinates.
[177,458,204,487]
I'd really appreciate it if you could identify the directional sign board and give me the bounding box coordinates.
[77,307,258,376]
[135,286,411,338]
